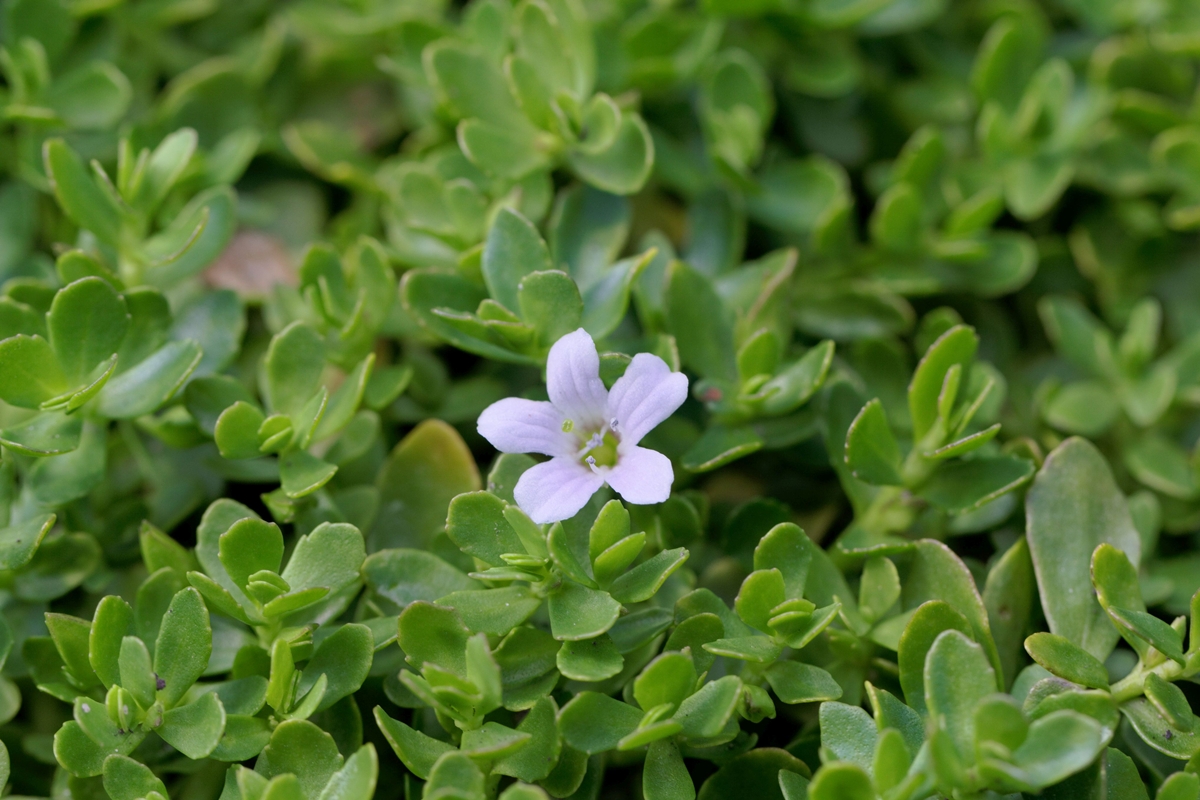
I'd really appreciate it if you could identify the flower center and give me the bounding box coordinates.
[581,430,620,469]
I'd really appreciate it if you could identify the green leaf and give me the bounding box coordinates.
[568,114,654,195]
[897,600,973,713]
[1144,673,1193,731]
[145,187,237,287]
[924,629,996,759]
[219,518,284,593]
[439,586,541,635]
[44,138,123,246]
[262,322,325,417]
[402,268,534,363]
[460,721,532,760]
[665,261,736,381]
[446,491,525,567]
[557,634,623,681]
[1007,153,1074,222]
[103,754,168,800]
[1122,697,1200,759]
[735,569,787,632]
[558,692,643,754]
[373,420,481,550]
[859,556,901,622]
[704,635,782,663]
[902,540,1003,688]
[754,523,814,598]
[282,522,365,599]
[759,340,835,416]
[257,720,344,800]
[819,701,877,772]
[483,208,553,315]
[983,536,1036,690]
[317,745,378,800]
[0,411,82,455]
[364,549,478,611]
[517,269,584,347]
[644,739,695,800]
[0,513,55,570]
[909,324,978,441]
[297,624,373,712]
[764,661,842,704]
[1103,749,1149,800]
[397,601,470,676]
[54,720,145,779]
[95,339,202,418]
[1156,772,1200,800]
[548,581,621,641]
[279,450,338,499]
[44,61,131,129]
[979,710,1108,792]
[88,595,133,689]
[609,548,689,604]
[844,399,903,485]
[424,751,487,798]
[46,612,100,688]
[1041,381,1123,438]
[459,119,548,179]
[1024,632,1110,690]
[47,277,130,388]
[918,454,1034,512]
[1026,437,1142,660]
[0,295,46,339]
[697,749,811,800]
[681,424,764,472]
[118,636,156,709]
[0,335,68,408]
[581,251,652,339]
[313,355,373,442]
[158,691,226,759]
[676,675,741,739]
[1125,434,1197,499]
[153,588,212,707]
[373,707,454,780]
[1107,606,1185,664]
[806,763,873,800]
[870,182,923,251]
[494,697,562,782]
[214,401,267,459]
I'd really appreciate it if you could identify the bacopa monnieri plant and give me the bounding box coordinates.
[3,1,1200,799]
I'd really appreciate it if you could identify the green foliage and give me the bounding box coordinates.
[5,0,1200,798]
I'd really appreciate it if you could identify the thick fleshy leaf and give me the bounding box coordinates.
[1026,438,1141,660]
[95,339,202,418]
[47,277,129,386]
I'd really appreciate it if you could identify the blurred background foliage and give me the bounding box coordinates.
[5,0,1200,797]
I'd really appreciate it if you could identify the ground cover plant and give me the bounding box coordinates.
[4,0,1200,798]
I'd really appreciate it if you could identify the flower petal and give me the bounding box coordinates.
[547,328,608,429]
[477,397,575,457]
[514,457,605,524]
[607,353,689,446]
[606,445,674,506]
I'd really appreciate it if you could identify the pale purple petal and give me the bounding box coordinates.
[514,457,605,524]
[477,398,575,457]
[607,353,688,446]
[547,329,608,429]
[605,445,674,506]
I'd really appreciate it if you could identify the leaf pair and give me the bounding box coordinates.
[844,324,1033,514]
[211,321,374,497]
[45,132,236,288]
[43,587,220,776]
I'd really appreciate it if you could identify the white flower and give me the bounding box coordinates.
[477,328,688,524]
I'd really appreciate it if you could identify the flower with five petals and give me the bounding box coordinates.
[477,328,688,523]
